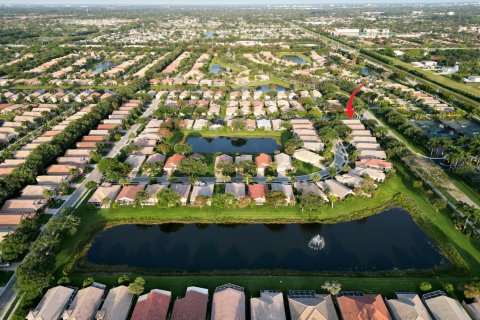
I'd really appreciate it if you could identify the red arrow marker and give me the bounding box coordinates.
[345,84,364,119]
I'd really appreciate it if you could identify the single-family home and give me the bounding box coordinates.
[355,158,393,171]
[271,184,295,204]
[351,167,386,182]
[164,154,185,175]
[21,185,56,199]
[251,291,286,320]
[146,153,166,165]
[193,119,210,130]
[225,183,246,200]
[257,119,272,130]
[248,184,268,205]
[88,185,122,208]
[170,184,192,205]
[386,293,432,320]
[256,153,272,177]
[321,180,353,200]
[288,291,339,320]
[294,181,329,202]
[211,284,246,320]
[337,293,392,320]
[274,153,293,176]
[144,184,169,206]
[423,291,471,320]
[131,289,171,320]
[115,185,145,205]
[359,150,387,160]
[36,175,71,186]
[235,155,253,164]
[293,149,324,168]
[26,286,75,320]
[335,174,364,189]
[62,284,106,320]
[95,286,133,320]
[171,287,209,320]
[190,184,214,206]
[462,296,480,320]
[0,198,45,214]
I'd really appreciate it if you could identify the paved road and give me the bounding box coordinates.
[0,98,161,319]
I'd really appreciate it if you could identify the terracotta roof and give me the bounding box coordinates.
[82,136,105,142]
[171,287,209,320]
[47,164,78,175]
[115,185,145,202]
[248,184,268,200]
[76,142,97,149]
[131,289,171,320]
[337,294,392,320]
[97,124,118,130]
[164,154,185,170]
[0,213,31,228]
[255,153,272,169]
[355,158,393,170]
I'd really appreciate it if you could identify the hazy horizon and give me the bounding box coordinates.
[1,0,478,6]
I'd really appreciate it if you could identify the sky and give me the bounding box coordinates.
[0,0,478,5]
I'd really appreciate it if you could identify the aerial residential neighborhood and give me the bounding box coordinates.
[0,1,479,319]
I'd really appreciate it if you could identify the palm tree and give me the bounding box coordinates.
[328,193,338,209]
[311,173,321,182]
[43,189,55,204]
[243,173,253,185]
[135,191,149,208]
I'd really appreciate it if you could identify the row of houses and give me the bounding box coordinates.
[1,89,113,104]
[291,118,324,152]
[342,119,388,160]
[0,99,141,239]
[27,283,480,320]
[0,103,60,144]
[0,103,97,239]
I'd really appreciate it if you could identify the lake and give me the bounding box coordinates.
[283,55,307,64]
[86,208,447,271]
[237,84,288,92]
[209,64,225,73]
[186,137,280,153]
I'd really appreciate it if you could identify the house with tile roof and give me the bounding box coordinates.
[271,184,295,204]
[423,291,471,320]
[170,184,192,205]
[251,291,286,320]
[288,291,339,320]
[95,286,133,320]
[225,183,246,199]
[462,296,480,320]
[248,184,268,205]
[62,284,105,320]
[164,154,185,175]
[190,184,214,206]
[171,287,209,320]
[337,293,392,320]
[88,185,122,208]
[131,289,171,320]
[211,284,246,320]
[386,293,432,320]
[26,286,75,320]
[115,185,145,205]
[256,153,272,177]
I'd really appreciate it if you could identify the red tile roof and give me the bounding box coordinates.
[248,184,268,200]
[164,154,185,170]
[255,153,272,169]
[355,158,393,170]
[171,290,208,320]
[131,289,171,320]
[337,294,392,320]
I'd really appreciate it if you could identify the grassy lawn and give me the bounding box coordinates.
[293,159,320,175]
[67,274,470,302]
